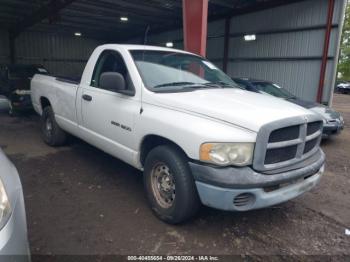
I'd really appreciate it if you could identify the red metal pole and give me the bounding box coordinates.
[317,0,335,103]
[182,0,209,56]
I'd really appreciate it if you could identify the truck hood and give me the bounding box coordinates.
[286,97,317,109]
[147,88,313,132]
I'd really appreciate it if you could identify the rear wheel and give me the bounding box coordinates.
[41,106,67,146]
[143,145,200,224]
[8,101,16,117]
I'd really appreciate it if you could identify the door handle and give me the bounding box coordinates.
[82,94,92,101]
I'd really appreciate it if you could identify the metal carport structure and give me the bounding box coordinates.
[0,0,346,104]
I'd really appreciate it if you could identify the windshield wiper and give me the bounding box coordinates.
[154,82,196,88]
[212,81,238,88]
[201,82,222,88]
[154,82,222,90]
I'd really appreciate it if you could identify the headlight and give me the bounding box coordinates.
[15,90,31,95]
[0,179,11,230]
[200,143,255,166]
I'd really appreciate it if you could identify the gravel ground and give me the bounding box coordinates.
[0,94,349,259]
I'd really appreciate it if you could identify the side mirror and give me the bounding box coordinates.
[100,72,126,92]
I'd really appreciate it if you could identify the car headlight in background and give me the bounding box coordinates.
[200,143,255,166]
[15,90,31,95]
[0,179,11,230]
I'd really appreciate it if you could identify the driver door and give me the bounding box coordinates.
[79,50,139,165]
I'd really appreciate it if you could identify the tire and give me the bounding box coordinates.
[8,102,16,117]
[41,106,67,146]
[143,145,200,224]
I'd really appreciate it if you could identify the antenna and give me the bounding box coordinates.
[140,25,150,115]
[143,25,150,45]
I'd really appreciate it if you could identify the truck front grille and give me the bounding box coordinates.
[304,137,319,154]
[307,121,322,135]
[253,115,323,172]
[268,125,300,143]
[265,145,298,164]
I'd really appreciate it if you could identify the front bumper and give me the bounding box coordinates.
[190,150,325,211]
[323,121,344,137]
[338,87,350,93]
[0,190,30,261]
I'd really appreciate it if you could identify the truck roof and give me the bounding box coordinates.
[99,44,200,57]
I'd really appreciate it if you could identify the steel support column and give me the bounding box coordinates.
[317,0,335,103]
[182,0,209,56]
[9,33,15,64]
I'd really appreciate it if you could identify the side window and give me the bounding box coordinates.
[91,50,134,92]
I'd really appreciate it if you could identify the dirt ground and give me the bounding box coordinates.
[0,94,349,258]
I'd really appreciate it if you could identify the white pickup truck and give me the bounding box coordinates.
[31,44,325,223]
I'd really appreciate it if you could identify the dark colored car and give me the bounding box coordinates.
[233,78,344,138]
[0,64,48,115]
[336,81,350,94]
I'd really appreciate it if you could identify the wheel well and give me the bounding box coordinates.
[140,135,186,166]
[40,97,51,110]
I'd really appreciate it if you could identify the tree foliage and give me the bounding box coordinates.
[338,0,350,80]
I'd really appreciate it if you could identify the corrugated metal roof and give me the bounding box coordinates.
[0,0,306,41]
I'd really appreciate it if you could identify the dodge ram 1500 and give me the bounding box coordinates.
[31,44,325,223]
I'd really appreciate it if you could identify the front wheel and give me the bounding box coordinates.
[143,145,200,224]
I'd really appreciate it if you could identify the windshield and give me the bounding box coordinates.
[8,66,48,79]
[252,82,295,99]
[130,50,239,92]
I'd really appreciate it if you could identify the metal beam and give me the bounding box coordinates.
[10,0,76,38]
[0,3,36,14]
[80,0,180,20]
[9,33,15,64]
[96,0,180,18]
[67,3,172,24]
[32,23,122,41]
[148,0,183,9]
[211,0,240,9]
[0,0,40,11]
[317,0,335,103]
[209,0,305,21]
[183,0,209,56]
[56,16,137,34]
[61,10,149,27]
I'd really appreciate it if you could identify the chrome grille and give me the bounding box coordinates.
[253,115,323,172]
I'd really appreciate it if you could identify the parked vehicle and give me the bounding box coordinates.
[336,81,350,94]
[31,45,325,223]
[0,149,30,261]
[233,78,344,138]
[0,64,48,115]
